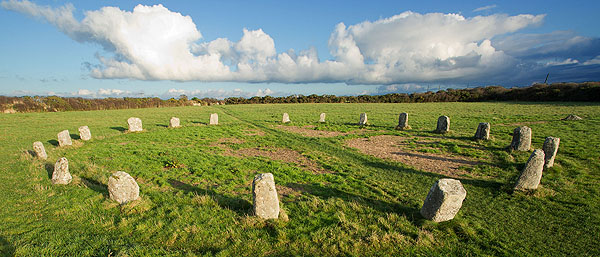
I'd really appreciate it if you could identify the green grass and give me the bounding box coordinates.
[0,102,599,256]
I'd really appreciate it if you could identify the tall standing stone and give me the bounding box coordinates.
[358,113,368,125]
[108,171,140,204]
[435,116,450,133]
[127,117,143,132]
[514,149,545,191]
[209,113,219,125]
[52,157,72,185]
[420,178,466,222]
[57,130,72,146]
[543,137,560,168]
[78,126,92,141]
[169,117,180,128]
[510,126,531,151]
[396,113,410,130]
[32,141,47,159]
[474,122,490,140]
[319,113,326,123]
[252,173,280,219]
[282,113,290,123]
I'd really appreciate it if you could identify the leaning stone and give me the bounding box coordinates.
[435,116,450,133]
[358,113,368,125]
[474,122,490,140]
[57,130,72,146]
[319,113,326,123]
[169,117,180,128]
[52,157,72,185]
[32,141,47,159]
[108,171,140,204]
[210,113,219,125]
[510,126,531,151]
[396,112,411,130]
[252,173,280,219]
[543,137,560,168]
[127,117,143,132]
[282,113,290,123]
[78,126,92,141]
[420,178,466,222]
[514,149,545,191]
[562,114,582,121]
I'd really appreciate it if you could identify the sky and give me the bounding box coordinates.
[1,0,599,99]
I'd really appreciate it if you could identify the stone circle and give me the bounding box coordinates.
[108,171,140,204]
[57,130,72,147]
[514,149,545,191]
[420,178,466,222]
[252,173,280,219]
[52,157,72,185]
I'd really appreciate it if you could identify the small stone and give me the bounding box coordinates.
[127,117,143,132]
[358,113,368,125]
[396,112,411,130]
[169,117,180,128]
[78,126,92,141]
[435,116,450,133]
[57,130,72,146]
[474,122,490,140]
[420,178,466,222]
[108,171,140,204]
[282,113,290,123]
[210,113,219,125]
[32,141,47,159]
[514,149,545,191]
[319,113,326,123]
[510,126,532,151]
[252,173,280,219]
[52,157,72,185]
[543,137,560,168]
[562,114,582,121]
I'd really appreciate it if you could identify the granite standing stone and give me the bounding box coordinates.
[510,126,532,151]
[78,126,92,141]
[514,149,545,191]
[474,122,490,140]
[319,113,326,123]
[358,113,368,125]
[435,116,450,133]
[420,178,466,222]
[52,157,72,185]
[252,173,280,219]
[543,137,560,168]
[282,113,290,123]
[169,117,180,128]
[108,171,140,204]
[57,130,72,146]
[396,112,410,130]
[127,117,143,132]
[32,141,47,159]
[210,113,219,125]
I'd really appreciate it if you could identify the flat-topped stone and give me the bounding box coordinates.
[562,114,582,121]
[78,126,91,141]
[32,141,47,159]
[358,113,368,125]
[515,149,545,191]
[210,113,219,125]
[282,113,290,123]
[396,112,410,130]
[52,157,72,185]
[252,173,280,219]
[543,137,560,168]
[108,171,140,204]
[57,130,72,146]
[169,117,180,128]
[319,113,326,123]
[510,126,531,151]
[420,178,466,222]
[435,116,450,133]
[474,122,490,140]
[127,117,143,132]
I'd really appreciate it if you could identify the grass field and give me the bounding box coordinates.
[0,102,599,256]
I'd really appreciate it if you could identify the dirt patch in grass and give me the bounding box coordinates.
[209,137,245,147]
[277,125,350,137]
[223,146,330,174]
[345,135,485,177]
[243,129,266,136]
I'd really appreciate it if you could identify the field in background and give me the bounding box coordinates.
[0,102,599,256]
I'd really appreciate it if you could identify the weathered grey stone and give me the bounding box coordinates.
[108,171,140,204]
[252,173,280,219]
[435,116,450,133]
[282,113,290,123]
[396,112,411,130]
[515,149,545,191]
[510,126,531,151]
[358,113,368,125]
[127,117,143,132]
[209,113,219,125]
[32,141,47,159]
[420,178,466,222]
[78,126,91,141]
[562,114,582,121]
[52,157,72,185]
[57,130,72,146]
[319,113,326,123]
[543,137,560,168]
[474,122,490,140]
[169,117,180,128]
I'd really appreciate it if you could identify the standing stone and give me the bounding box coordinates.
[127,117,143,132]
[32,141,47,160]
[282,113,290,123]
[57,130,72,146]
[169,117,180,128]
[510,126,532,151]
[209,113,219,125]
[78,126,92,141]
[474,122,490,140]
[543,137,560,168]
[252,173,280,219]
[396,112,410,130]
[420,178,466,222]
[358,113,368,125]
[108,171,140,204]
[514,149,545,191]
[52,157,72,185]
[319,113,326,123]
[435,116,450,133]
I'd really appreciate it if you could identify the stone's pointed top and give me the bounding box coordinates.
[562,114,582,120]
[282,113,290,123]
[252,173,280,219]
[57,130,72,146]
[420,178,466,222]
[127,117,143,132]
[52,157,72,185]
[33,141,47,160]
[514,149,545,191]
[78,126,92,141]
[108,171,140,204]
[169,117,181,128]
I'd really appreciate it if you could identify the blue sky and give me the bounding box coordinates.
[1,0,599,99]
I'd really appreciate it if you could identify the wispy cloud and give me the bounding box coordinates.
[473,5,497,12]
